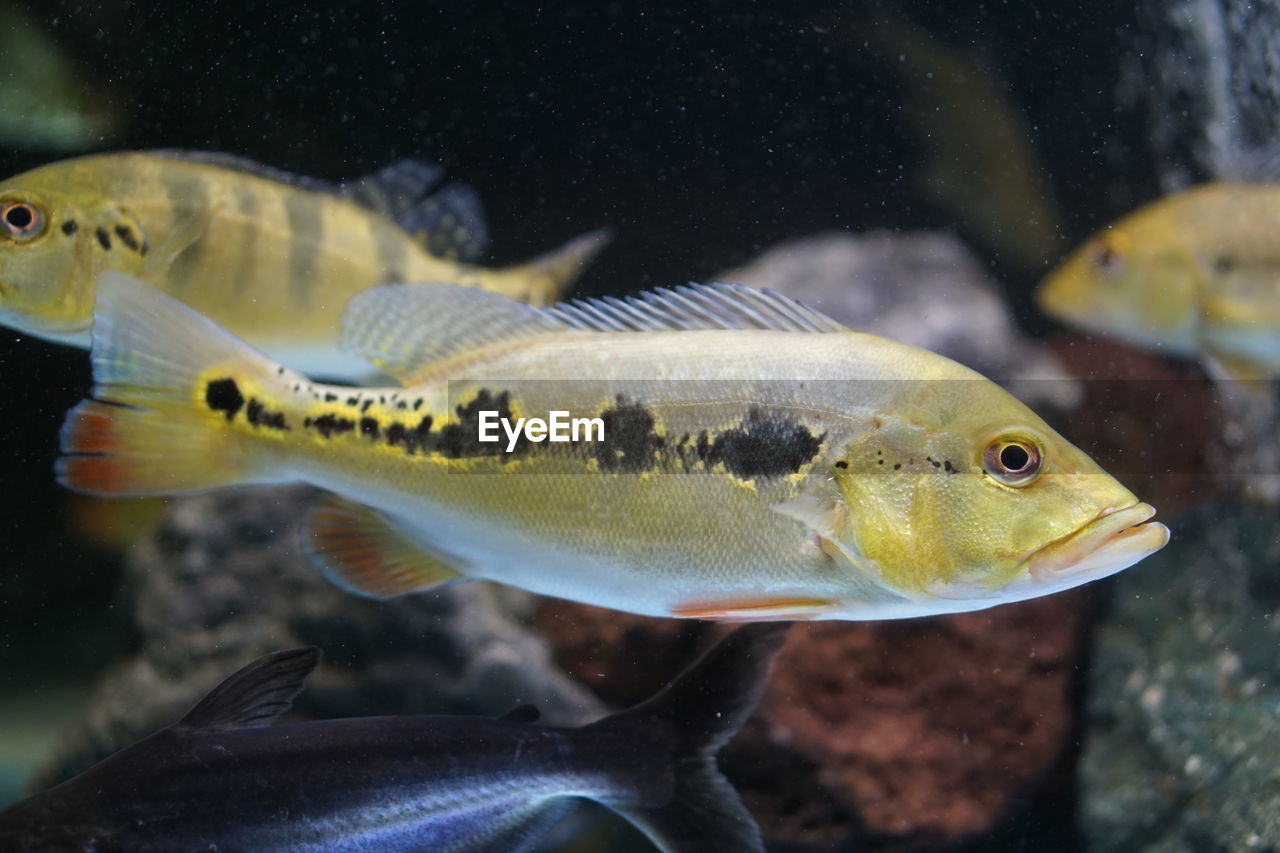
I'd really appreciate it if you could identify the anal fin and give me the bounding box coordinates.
[303,496,463,598]
[670,598,835,622]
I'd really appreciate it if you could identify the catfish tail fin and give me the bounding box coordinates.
[591,622,789,853]
[56,272,290,496]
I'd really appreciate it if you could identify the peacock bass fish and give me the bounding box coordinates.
[1037,182,1280,381]
[58,273,1169,622]
[0,151,607,380]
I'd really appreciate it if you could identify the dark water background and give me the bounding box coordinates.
[0,3,1156,846]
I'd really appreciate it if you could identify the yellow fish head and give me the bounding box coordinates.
[1037,203,1202,357]
[827,398,1169,615]
[0,165,124,341]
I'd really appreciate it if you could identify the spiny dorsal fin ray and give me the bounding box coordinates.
[341,281,849,384]
[149,151,489,261]
[177,647,321,732]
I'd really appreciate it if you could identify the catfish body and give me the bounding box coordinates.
[0,626,787,852]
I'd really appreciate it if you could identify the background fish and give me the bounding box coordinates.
[0,623,787,853]
[0,151,608,379]
[58,273,1168,622]
[0,2,120,152]
[1037,182,1280,381]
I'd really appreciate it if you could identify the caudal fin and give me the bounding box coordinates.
[591,623,789,853]
[502,228,612,306]
[56,272,285,496]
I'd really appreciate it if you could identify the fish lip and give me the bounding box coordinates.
[1020,502,1169,584]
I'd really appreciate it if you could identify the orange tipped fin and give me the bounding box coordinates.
[58,399,249,496]
[303,496,463,598]
[56,272,285,497]
[670,597,836,622]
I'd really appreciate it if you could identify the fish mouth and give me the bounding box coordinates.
[1020,502,1169,588]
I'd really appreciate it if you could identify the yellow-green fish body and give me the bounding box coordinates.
[0,151,607,379]
[1038,182,1280,379]
[59,275,1168,621]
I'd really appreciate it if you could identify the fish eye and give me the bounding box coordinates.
[983,435,1044,486]
[0,201,46,241]
[1089,240,1124,275]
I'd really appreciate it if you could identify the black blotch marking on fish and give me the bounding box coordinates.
[944,459,958,474]
[435,390,517,458]
[361,399,373,413]
[61,220,77,236]
[413,399,424,411]
[893,463,902,470]
[360,417,379,438]
[396,401,408,410]
[304,413,355,438]
[114,225,141,253]
[695,430,711,462]
[385,416,436,455]
[704,409,825,479]
[345,397,358,407]
[1214,255,1235,274]
[835,460,849,469]
[205,378,245,421]
[246,398,289,431]
[95,226,111,250]
[594,396,664,473]
[324,393,338,403]
[927,456,941,469]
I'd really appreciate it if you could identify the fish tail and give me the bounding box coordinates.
[57,272,287,496]
[502,228,612,305]
[590,622,789,853]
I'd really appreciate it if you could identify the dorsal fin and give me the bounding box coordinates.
[391,182,489,262]
[498,704,542,723]
[149,151,489,261]
[177,647,320,732]
[341,282,849,384]
[150,150,339,195]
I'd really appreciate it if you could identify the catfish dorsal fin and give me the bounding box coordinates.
[341,282,849,384]
[178,648,321,732]
[498,704,542,724]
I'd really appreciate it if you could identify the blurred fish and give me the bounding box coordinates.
[0,2,119,151]
[0,623,787,853]
[1037,182,1280,381]
[851,8,1063,270]
[0,151,609,379]
[58,273,1168,621]
[66,495,166,554]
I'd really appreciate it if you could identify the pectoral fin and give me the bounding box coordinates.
[772,487,858,564]
[139,201,221,280]
[303,495,463,598]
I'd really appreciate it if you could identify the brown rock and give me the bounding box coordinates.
[539,592,1084,847]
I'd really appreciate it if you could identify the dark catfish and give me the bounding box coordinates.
[0,623,788,852]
